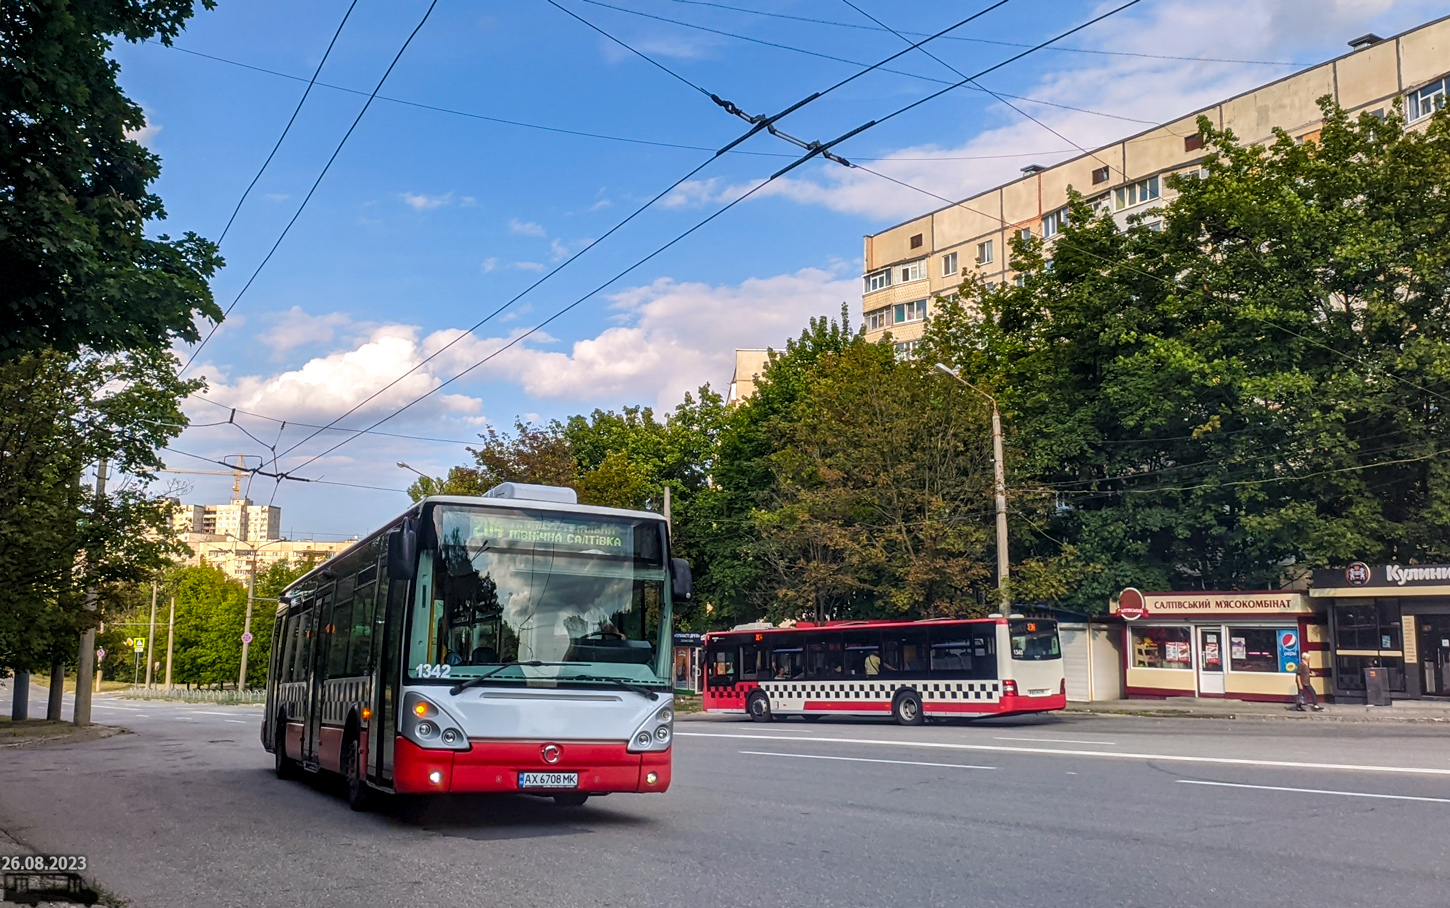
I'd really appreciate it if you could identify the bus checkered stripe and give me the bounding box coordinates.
[760,680,1000,704]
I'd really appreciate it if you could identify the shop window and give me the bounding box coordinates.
[1131,626,1193,669]
[1334,602,1402,651]
[1228,628,1281,673]
[1335,655,1406,692]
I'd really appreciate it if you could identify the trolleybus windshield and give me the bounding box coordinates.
[407,504,672,687]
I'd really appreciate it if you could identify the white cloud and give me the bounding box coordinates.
[481,257,499,273]
[509,218,546,237]
[482,267,858,407]
[124,110,161,147]
[259,307,354,359]
[740,0,1448,220]
[589,198,612,211]
[513,261,545,272]
[402,192,454,211]
[550,237,593,261]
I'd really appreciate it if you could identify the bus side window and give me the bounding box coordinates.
[293,607,314,681]
[970,625,997,680]
[707,646,736,686]
[277,615,298,683]
[884,630,928,677]
[327,578,355,680]
[349,566,378,676]
[929,629,971,678]
[807,634,844,679]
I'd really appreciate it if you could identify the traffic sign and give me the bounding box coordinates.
[96,648,106,661]
[242,632,254,644]
[135,639,145,653]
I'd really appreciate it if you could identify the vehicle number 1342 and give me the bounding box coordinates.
[414,663,452,679]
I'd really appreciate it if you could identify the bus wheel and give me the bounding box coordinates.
[345,736,373,812]
[274,720,298,780]
[554,794,589,807]
[892,690,924,726]
[747,690,772,722]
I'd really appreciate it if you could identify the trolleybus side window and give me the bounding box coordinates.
[708,645,736,686]
[347,561,379,676]
[326,571,356,678]
[807,634,845,679]
[883,630,929,675]
[929,625,997,679]
[740,641,770,681]
[842,630,883,676]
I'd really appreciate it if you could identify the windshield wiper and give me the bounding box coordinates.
[558,674,661,701]
[448,661,572,695]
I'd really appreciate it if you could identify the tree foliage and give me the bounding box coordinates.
[926,99,1450,611]
[0,0,222,359]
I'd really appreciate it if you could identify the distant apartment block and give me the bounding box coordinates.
[861,17,1450,354]
[169,496,281,545]
[727,348,772,405]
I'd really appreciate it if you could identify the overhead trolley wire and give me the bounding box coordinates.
[215,0,360,244]
[273,0,1021,463]
[180,0,441,376]
[280,0,1142,476]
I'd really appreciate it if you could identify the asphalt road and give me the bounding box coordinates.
[4,684,1450,908]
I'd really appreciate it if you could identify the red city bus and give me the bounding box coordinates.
[262,483,691,810]
[702,617,1066,724]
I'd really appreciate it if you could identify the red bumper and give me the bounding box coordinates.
[393,738,671,795]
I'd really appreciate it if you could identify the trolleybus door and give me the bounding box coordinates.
[304,587,334,763]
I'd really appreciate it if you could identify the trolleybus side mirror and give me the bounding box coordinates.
[387,526,417,581]
[671,558,694,601]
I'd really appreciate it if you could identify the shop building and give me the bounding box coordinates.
[1311,563,1450,700]
[1109,590,1326,703]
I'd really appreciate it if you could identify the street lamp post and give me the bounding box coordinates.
[934,363,1010,612]
[396,461,427,478]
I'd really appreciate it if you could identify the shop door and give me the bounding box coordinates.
[1197,628,1225,695]
[1420,617,1450,696]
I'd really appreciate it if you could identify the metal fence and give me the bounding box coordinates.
[118,686,266,704]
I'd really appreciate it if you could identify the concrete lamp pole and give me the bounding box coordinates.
[934,363,1011,613]
[226,534,287,691]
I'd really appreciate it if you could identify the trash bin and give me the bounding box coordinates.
[1364,667,1392,706]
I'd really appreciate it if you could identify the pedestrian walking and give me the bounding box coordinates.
[1295,658,1323,711]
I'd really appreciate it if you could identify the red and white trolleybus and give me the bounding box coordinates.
[702,617,1066,724]
[262,483,691,809]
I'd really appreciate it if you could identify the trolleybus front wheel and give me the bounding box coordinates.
[345,736,374,812]
[747,690,772,722]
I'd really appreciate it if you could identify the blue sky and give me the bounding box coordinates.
[116,0,1446,539]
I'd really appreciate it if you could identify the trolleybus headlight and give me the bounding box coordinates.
[416,721,436,738]
[654,726,671,744]
[635,730,654,748]
[656,706,673,724]
[413,701,435,718]
[441,728,460,745]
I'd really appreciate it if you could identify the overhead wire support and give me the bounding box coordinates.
[275,0,1019,464]
[180,0,441,376]
[280,0,1141,476]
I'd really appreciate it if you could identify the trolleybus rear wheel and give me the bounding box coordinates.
[274,719,299,780]
[892,690,924,726]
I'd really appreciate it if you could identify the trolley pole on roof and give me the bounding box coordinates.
[934,364,1010,612]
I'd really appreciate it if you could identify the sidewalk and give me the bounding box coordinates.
[1067,696,1450,723]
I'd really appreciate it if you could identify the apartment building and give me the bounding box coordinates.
[175,534,355,585]
[861,16,1450,353]
[169,496,281,544]
[726,348,772,405]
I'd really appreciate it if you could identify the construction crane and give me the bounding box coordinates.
[157,454,257,495]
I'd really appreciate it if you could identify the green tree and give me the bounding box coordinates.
[926,99,1450,612]
[168,563,248,686]
[0,348,196,674]
[1,0,222,359]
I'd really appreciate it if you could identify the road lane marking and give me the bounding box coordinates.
[186,710,236,716]
[1179,780,1450,804]
[742,750,994,770]
[995,736,1118,746]
[224,719,247,724]
[679,731,1450,777]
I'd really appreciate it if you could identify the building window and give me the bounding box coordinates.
[864,307,888,332]
[1115,175,1161,210]
[865,269,891,292]
[1408,77,1449,121]
[984,281,996,291]
[1016,227,1032,241]
[1227,628,1286,673]
[899,259,926,282]
[1013,274,1025,288]
[1184,133,1204,152]
[975,240,994,265]
[941,251,958,277]
[1088,194,1111,216]
[893,339,920,360]
[1091,165,1110,184]
[893,299,927,324]
[1042,207,1069,238]
[1335,655,1406,692]
[1131,626,1193,669]
[1333,602,1402,651]
[909,233,924,249]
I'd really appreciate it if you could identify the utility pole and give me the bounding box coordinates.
[144,581,158,688]
[934,365,1010,612]
[73,457,106,725]
[239,553,256,690]
[47,660,64,721]
[164,597,175,690]
[662,485,672,527]
[10,670,28,721]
